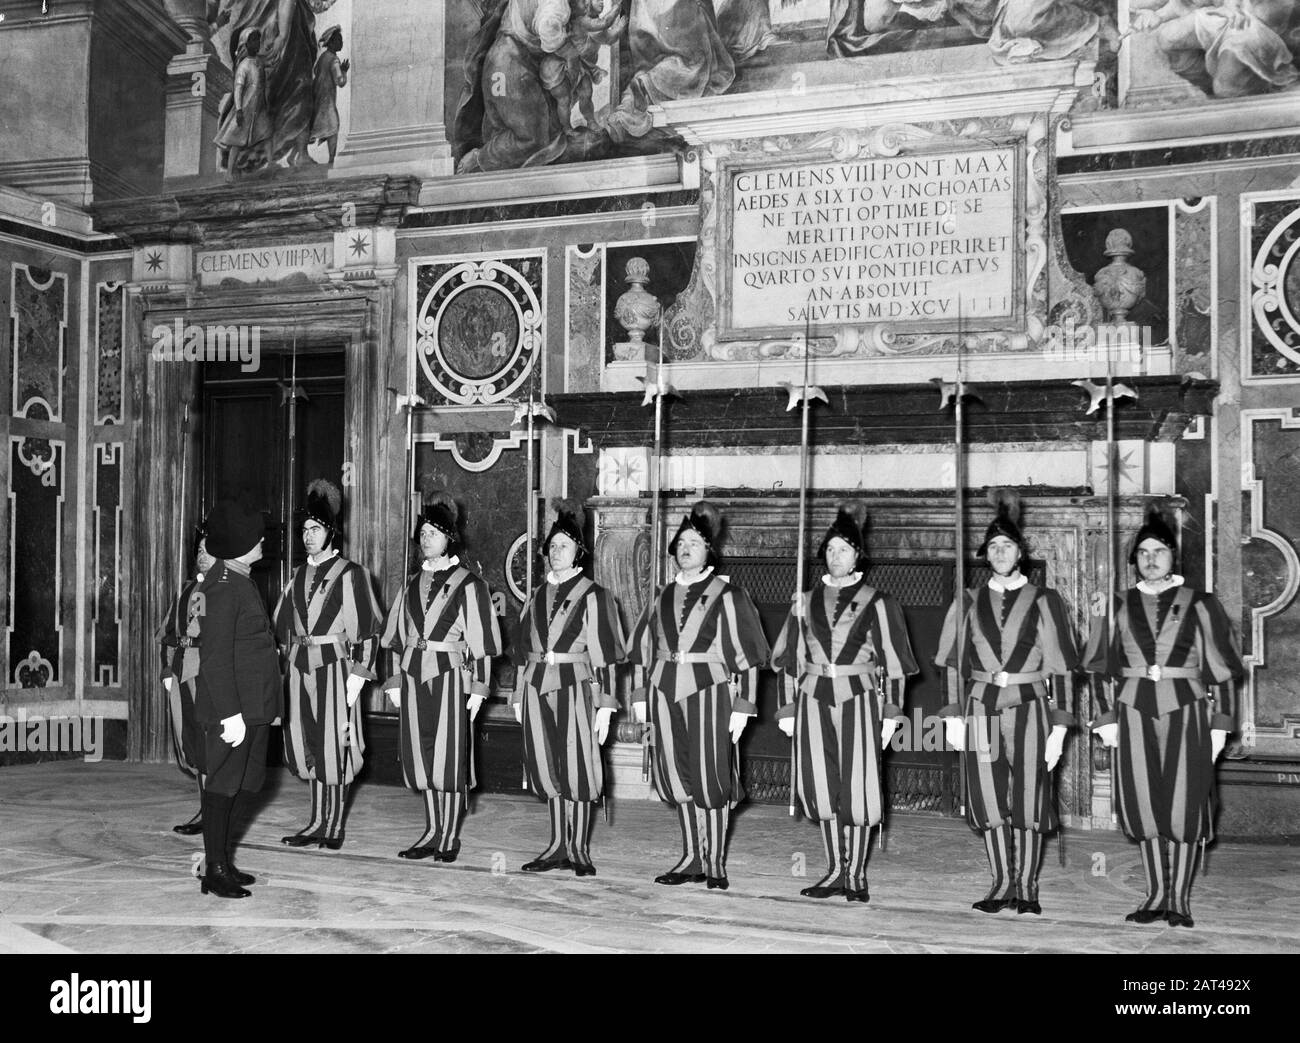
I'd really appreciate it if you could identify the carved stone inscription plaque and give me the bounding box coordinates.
[723,146,1021,338]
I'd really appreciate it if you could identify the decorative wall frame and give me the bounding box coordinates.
[1243,191,1300,383]
[412,252,545,406]
[1240,408,1300,750]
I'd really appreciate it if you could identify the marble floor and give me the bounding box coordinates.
[1,762,1296,955]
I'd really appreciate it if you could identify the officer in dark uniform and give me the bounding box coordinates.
[156,524,215,835]
[195,499,282,899]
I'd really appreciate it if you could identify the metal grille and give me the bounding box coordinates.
[724,558,950,609]
[743,757,792,805]
[862,563,948,606]
[724,559,798,607]
[744,756,959,815]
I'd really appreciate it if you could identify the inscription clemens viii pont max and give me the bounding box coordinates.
[726,146,1018,334]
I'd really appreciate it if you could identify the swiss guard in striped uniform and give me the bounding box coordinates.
[273,479,385,850]
[1085,508,1243,928]
[628,501,770,890]
[156,524,215,835]
[769,502,918,903]
[510,500,626,877]
[935,492,1079,916]
[382,488,502,863]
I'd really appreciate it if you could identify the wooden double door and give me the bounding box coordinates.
[199,349,345,609]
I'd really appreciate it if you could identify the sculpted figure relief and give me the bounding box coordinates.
[1130,0,1300,97]
[213,0,330,174]
[828,0,1101,62]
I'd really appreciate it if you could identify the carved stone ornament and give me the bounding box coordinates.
[1093,228,1147,322]
[613,257,661,359]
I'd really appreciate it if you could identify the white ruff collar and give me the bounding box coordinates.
[675,565,715,587]
[421,554,459,573]
[548,566,582,585]
[308,548,338,567]
[1138,574,1184,596]
[988,573,1028,593]
[822,572,862,589]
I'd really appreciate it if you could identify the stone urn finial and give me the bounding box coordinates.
[613,257,662,360]
[1093,228,1146,323]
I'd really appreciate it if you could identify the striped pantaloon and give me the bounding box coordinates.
[1115,700,1214,844]
[792,690,885,827]
[649,682,742,811]
[284,662,365,786]
[963,696,1058,834]
[520,682,603,802]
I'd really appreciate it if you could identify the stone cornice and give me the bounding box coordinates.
[650,59,1095,145]
[88,174,422,245]
[553,376,1217,449]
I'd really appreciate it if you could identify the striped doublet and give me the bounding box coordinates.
[512,574,627,802]
[381,564,502,795]
[1086,586,1243,727]
[770,579,918,827]
[1085,584,1244,845]
[273,555,386,788]
[935,584,1079,719]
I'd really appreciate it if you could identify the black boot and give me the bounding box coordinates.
[225,791,256,886]
[200,792,248,898]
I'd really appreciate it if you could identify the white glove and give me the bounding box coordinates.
[1092,721,1119,749]
[220,713,246,747]
[1044,725,1067,771]
[1211,728,1227,762]
[791,592,805,619]
[386,687,401,708]
[880,718,900,751]
[467,693,485,721]
[632,701,648,724]
[163,676,175,695]
[344,674,365,708]
[594,706,614,745]
[944,716,966,752]
[728,711,749,745]
[512,701,522,724]
[777,717,795,738]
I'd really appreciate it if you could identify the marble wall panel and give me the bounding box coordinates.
[95,282,125,426]
[7,437,64,688]
[10,265,67,423]
[92,443,123,688]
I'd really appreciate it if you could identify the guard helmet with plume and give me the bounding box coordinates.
[977,488,1028,560]
[668,500,724,568]
[192,521,210,562]
[1129,504,1178,568]
[302,478,343,548]
[413,475,460,550]
[818,500,868,564]
[543,498,587,563]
